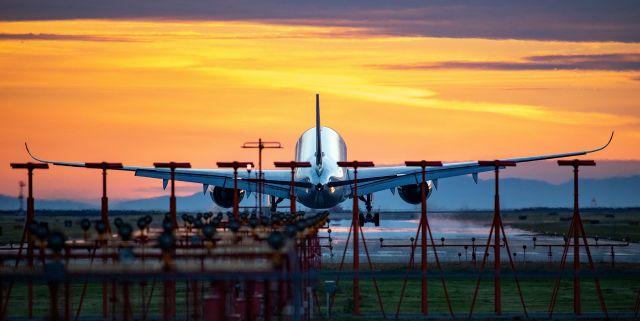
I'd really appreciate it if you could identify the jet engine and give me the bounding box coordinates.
[397,181,433,205]
[210,187,245,208]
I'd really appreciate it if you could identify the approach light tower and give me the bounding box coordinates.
[242,139,282,215]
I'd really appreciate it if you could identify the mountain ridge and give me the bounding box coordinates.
[0,175,638,211]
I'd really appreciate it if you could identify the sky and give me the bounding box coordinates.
[1,1,639,202]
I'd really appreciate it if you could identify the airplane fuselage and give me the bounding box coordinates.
[294,126,349,209]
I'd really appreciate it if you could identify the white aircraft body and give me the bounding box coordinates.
[27,94,613,212]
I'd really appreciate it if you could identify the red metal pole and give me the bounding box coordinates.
[558,159,595,315]
[87,162,123,320]
[64,247,71,321]
[573,165,581,315]
[421,166,428,315]
[86,163,124,234]
[101,169,110,233]
[10,162,48,320]
[154,162,191,228]
[478,160,516,315]
[353,167,360,315]
[243,140,281,215]
[102,244,108,319]
[337,161,374,315]
[290,167,296,214]
[27,168,34,319]
[217,162,253,221]
[123,282,131,321]
[494,167,501,315]
[170,168,177,226]
[192,280,200,321]
[49,282,60,321]
[153,162,188,321]
[405,160,442,315]
[274,162,311,216]
[233,168,239,220]
[264,280,272,321]
[259,138,262,215]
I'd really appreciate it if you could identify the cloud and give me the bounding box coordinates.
[374,53,640,72]
[0,33,132,42]
[1,0,640,42]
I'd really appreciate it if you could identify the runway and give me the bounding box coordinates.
[322,214,636,263]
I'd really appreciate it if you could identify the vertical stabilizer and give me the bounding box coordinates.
[315,93,322,168]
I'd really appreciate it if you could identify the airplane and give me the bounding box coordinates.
[26,94,613,217]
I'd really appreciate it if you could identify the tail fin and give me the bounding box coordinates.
[315,93,322,168]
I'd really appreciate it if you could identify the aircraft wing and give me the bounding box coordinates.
[330,132,614,197]
[25,145,303,199]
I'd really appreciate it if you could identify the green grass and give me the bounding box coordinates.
[442,208,640,242]
[317,266,639,316]
[4,280,201,318]
[4,264,637,318]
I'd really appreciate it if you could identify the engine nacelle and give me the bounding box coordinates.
[210,187,245,208]
[397,181,433,205]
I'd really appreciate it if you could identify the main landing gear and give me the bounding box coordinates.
[357,194,380,226]
[269,195,284,213]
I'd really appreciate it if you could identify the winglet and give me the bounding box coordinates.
[602,131,614,151]
[584,131,614,154]
[25,143,48,163]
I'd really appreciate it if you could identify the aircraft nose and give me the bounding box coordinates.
[315,183,323,191]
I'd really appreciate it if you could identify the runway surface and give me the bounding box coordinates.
[321,215,637,264]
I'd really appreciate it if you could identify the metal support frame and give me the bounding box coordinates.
[273,161,311,215]
[404,160,444,315]
[548,159,608,318]
[242,139,282,215]
[154,162,190,321]
[85,162,123,234]
[7,162,48,319]
[469,160,527,317]
[154,162,192,228]
[337,160,374,314]
[217,161,254,220]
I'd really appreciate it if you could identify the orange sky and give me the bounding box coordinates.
[1,20,639,201]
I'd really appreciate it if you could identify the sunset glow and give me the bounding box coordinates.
[1,19,639,201]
